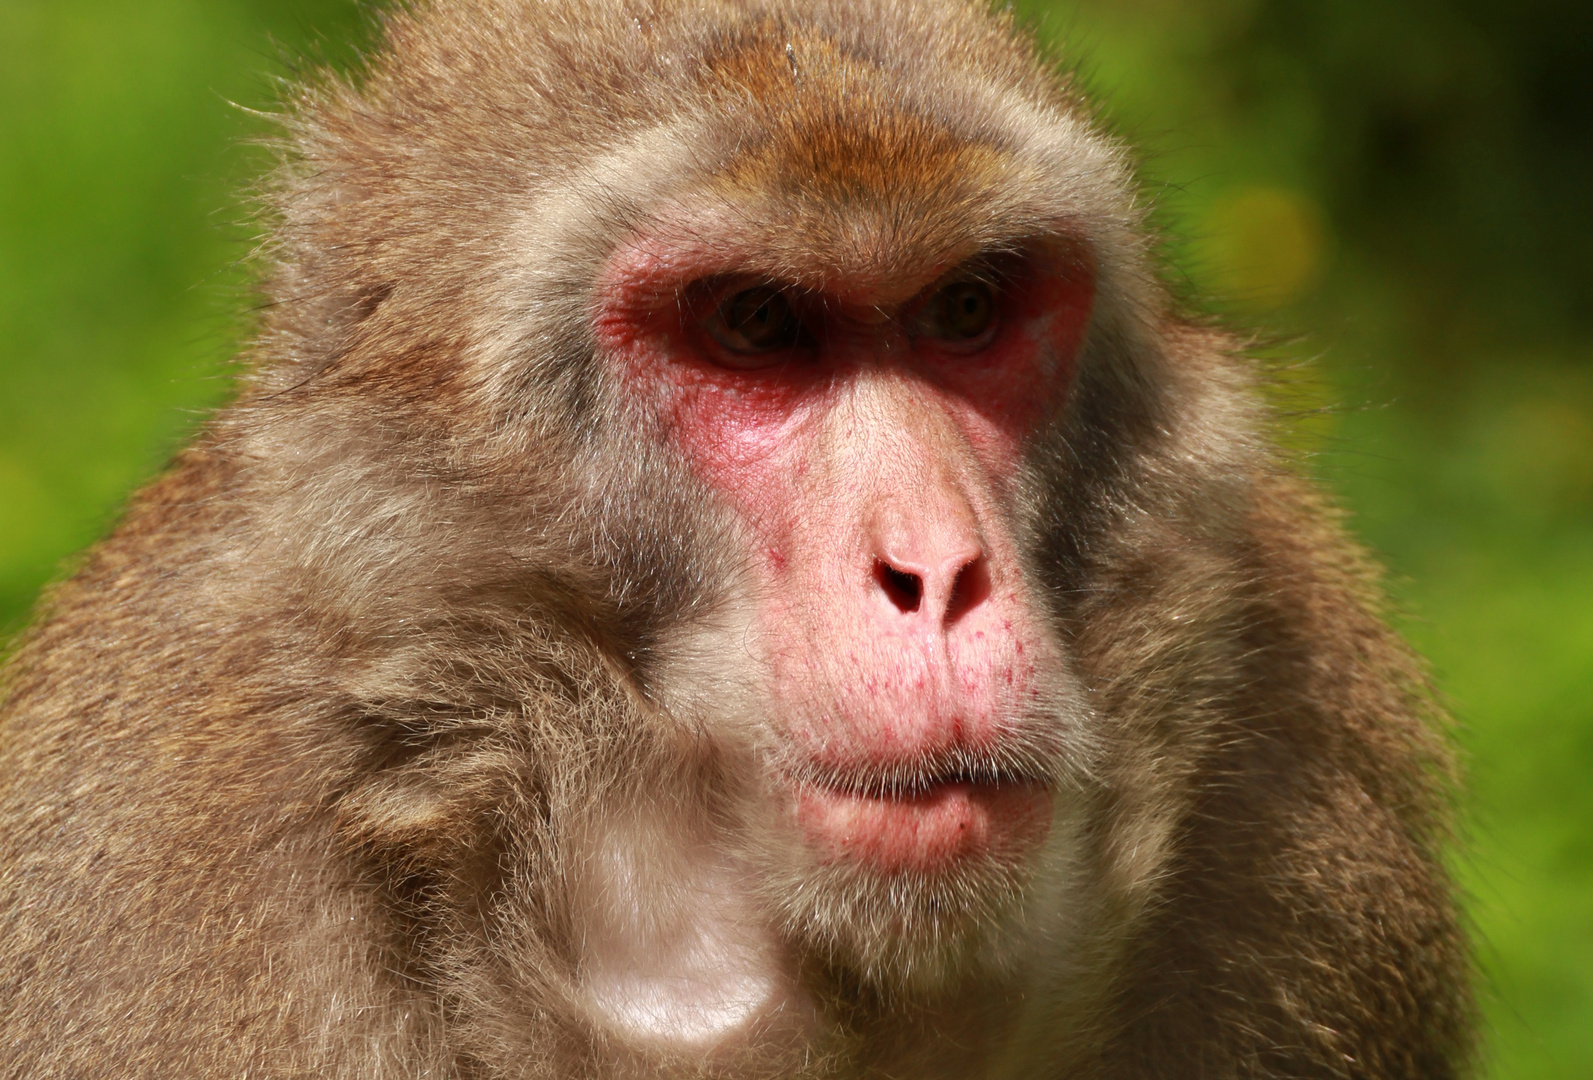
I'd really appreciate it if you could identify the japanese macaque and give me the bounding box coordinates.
[0,0,1472,1077]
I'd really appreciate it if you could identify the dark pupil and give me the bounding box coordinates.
[724,288,795,350]
[941,283,992,338]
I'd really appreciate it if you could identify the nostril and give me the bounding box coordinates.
[945,558,991,624]
[875,560,923,614]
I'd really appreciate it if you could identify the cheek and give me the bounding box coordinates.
[667,385,827,537]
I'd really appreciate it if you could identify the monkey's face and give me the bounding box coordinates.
[595,210,1103,987]
[457,21,1153,1008]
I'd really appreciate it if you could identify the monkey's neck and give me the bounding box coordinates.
[567,806,1044,1078]
[573,811,811,1055]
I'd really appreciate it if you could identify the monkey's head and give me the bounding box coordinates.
[261,0,1183,1032]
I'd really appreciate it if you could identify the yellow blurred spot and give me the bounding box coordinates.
[1201,186,1331,311]
[1482,398,1593,514]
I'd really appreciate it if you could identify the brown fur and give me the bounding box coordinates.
[0,1,1471,1077]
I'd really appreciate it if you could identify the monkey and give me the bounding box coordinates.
[0,0,1473,1076]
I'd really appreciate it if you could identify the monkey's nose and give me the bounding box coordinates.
[866,479,990,626]
[874,560,924,614]
[872,549,990,626]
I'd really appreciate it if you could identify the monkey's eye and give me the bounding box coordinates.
[918,281,998,345]
[702,286,810,362]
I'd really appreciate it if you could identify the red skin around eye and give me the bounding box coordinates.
[596,235,1094,875]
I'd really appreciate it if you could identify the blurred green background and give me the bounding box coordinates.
[0,0,1588,1074]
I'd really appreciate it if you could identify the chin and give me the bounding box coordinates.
[756,775,1066,995]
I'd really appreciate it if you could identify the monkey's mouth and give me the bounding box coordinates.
[787,761,1053,872]
[802,761,1040,799]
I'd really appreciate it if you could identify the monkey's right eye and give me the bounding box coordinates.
[701,286,810,364]
[916,280,998,346]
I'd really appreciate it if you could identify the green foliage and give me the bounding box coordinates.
[0,0,372,624]
[1,1,1588,1074]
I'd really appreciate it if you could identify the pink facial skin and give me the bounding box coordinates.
[595,230,1095,875]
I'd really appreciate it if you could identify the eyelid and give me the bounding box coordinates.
[694,279,810,327]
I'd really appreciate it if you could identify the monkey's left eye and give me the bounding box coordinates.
[701,286,811,364]
[917,281,998,345]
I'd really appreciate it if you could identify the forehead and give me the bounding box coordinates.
[680,25,1055,290]
[708,28,1008,189]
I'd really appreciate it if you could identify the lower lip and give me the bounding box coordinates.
[793,780,1053,873]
